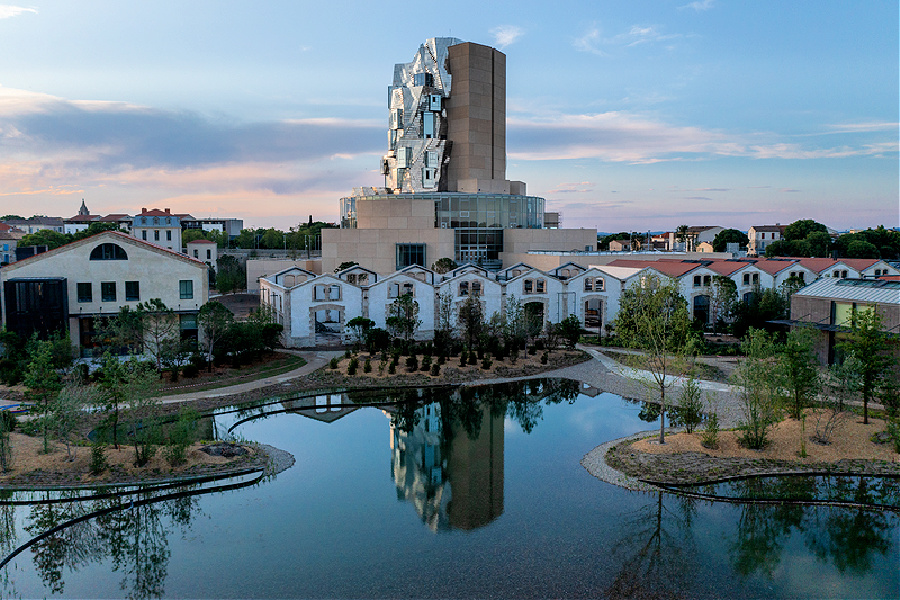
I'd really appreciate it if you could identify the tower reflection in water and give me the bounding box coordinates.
[389,395,504,532]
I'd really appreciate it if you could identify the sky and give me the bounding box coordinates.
[0,0,897,232]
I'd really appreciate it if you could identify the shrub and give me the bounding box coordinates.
[405,355,418,373]
[347,357,359,376]
[535,340,545,351]
[430,363,440,376]
[477,347,485,360]
[540,351,549,365]
[481,356,493,370]
[165,407,198,467]
[420,355,432,372]
[459,350,468,367]
[90,444,108,475]
[528,346,537,356]
[701,412,719,449]
[0,412,17,433]
[182,363,200,378]
[437,355,445,365]
[888,419,900,454]
[168,366,180,383]
[676,376,704,434]
[329,357,339,369]
[344,349,352,359]
[363,358,372,374]
[388,362,396,375]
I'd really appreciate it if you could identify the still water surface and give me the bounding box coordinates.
[1,379,897,598]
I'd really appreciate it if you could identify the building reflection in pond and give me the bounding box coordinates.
[389,395,504,532]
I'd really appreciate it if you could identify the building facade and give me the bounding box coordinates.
[1,231,208,357]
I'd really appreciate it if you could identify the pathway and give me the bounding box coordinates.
[150,349,343,405]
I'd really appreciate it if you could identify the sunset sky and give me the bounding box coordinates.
[1,1,897,232]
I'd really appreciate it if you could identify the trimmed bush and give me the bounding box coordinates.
[363,358,372,374]
[182,363,200,378]
[405,355,418,373]
[421,355,432,372]
[329,357,339,369]
[388,362,396,375]
[540,351,549,365]
[347,357,359,376]
[430,363,441,376]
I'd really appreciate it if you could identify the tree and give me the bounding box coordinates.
[614,276,692,444]
[837,308,896,424]
[97,354,158,450]
[431,257,457,274]
[712,228,749,252]
[732,328,782,448]
[197,301,233,365]
[334,261,359,273]
[18,229,69,250]
[137,299,179,370]
[260,227,285,250]
[386,293,421,341]
[23,338,64,453]
[346,316,375,349]
[783,219,828,242]
[182,229,209,244]
[778,326,821,420]
[51,377,95,461]
[105,305,145,353]
[710,275,738,331]
[71,221,124,242]
[459,295,485,350]
[846,240,879,259]
[555,314,582,349]
[215,254,245,294]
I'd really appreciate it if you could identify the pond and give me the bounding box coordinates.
[1,379,897,599]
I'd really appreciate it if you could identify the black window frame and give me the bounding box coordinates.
[89,243,128,261]
[396,243,425,270]
[77,282,92,303]
[125,280,140,302]
[101,281,116,302]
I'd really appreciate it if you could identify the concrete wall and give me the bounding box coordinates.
[322,224,455,275]
[501,228,597,256]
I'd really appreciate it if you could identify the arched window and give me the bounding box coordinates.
[89,243,127,261]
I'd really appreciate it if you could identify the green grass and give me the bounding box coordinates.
[157,355,307,394]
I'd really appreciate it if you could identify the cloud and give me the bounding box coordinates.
[490,25,524,49]
[679,0,715,11]
[506,111,899,164]
[683,196,713,201]
[574,23,681,54]
[825,121,899,133]
[548,181,595,194]
[573,26,607,56]
[781,188,801,192]
[0,5,36,19]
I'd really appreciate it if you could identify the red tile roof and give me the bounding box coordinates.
[751,259,800,275]
[839,258,881,270]
[794,258,838,273]
[606,259,700,277]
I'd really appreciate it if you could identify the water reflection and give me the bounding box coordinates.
[1,472,262,600]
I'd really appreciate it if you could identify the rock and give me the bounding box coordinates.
[871,431,893,445]
[201,443,248,457]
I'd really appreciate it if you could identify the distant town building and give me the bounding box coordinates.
[748,224,786,256]
[131,207,182,252]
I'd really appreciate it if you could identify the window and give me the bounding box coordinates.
[703,275,711,287]
[77,283,92,303]
[314,284,340,301]
[536,279,546,294]
[524,279,533,294]
[166,230,172,241]
[193,249,199,258]
[153,217,159,225]
[154,230,160,241]
[752,273,759,284]
[459,281,469,296]
[101,282,116,302]
[743,274,750,285]
[396,243,425,270]
[693,275,701,287]
[206,249,212,260]
[142,231,147,241]
[125,281,139,301]
[179,279,193,299]
[90,243,128,260]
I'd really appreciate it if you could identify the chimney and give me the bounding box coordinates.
[165,208,171,214]
[141,207,147,213]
